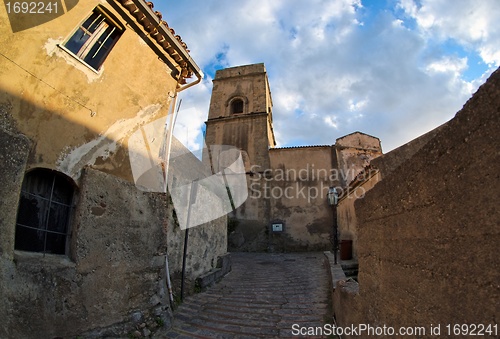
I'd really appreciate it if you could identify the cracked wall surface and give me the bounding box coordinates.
[0,1,224,337]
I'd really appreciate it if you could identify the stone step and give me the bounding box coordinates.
[154,252,332,338]
[343,268,358,276]
[340,262,359,270]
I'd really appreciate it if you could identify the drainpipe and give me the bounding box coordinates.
[161,62,203,311]
[165,73,202,305]
[162,91,178,310]
[129,0,204,311]
[130,0,204,91]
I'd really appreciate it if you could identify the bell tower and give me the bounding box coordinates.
[205,63,276,171]
[204,63,276,249]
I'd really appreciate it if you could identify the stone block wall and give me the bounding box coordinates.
[208,63,270,120]
[0,150,227,338]
[335,68,500,334]
[1,166,172,338]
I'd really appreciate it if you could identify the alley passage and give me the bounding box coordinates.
[163,252,331,338]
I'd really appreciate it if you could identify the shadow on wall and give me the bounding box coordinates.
[0,90,227,338]
[333,67,500,332]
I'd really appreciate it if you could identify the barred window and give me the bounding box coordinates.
[15,169,75,255]
[231,98,244,114]
[63,6,123,71]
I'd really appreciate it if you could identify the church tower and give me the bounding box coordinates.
[205,63,276,249]
[205,63,275,169]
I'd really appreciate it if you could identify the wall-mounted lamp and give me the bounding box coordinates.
[327,186,339,264]
[327,187,338,206]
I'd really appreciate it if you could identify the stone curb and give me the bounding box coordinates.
[195,253,232,291]
[323,251,347,291]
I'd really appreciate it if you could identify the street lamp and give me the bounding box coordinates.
[327,187,339,264]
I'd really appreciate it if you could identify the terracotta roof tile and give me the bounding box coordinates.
[117,0,194,82]
[271,145,332,150]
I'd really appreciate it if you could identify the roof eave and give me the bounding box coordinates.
[118,0,203,85]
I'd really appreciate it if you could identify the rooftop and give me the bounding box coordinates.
[117,0,201,83]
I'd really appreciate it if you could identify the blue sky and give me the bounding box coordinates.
[157,0,499,152]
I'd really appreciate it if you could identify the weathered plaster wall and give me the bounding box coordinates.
[335,68,500,335]
[267,146,339,251]
[0,130,228,339]
[0,0,178,182]
[166,137,228,293]
[1,167,170,338]
[336,170,381,259]
[335,132,382,186]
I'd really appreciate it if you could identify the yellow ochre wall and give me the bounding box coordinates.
[0,0,180,183]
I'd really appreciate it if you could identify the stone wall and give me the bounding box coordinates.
[334,68,500,335]
[336,169,381,259]
[371,123,445,179]
[0,146,227,338]
[335,132,382,186]
[1,166,170,338]
[267,146,338,251]
[166,138,228,293]
[167,214,227,292]
[335,125,444,260]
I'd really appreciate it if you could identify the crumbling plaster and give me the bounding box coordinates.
[0,0,177,182]
[0,1,225,337]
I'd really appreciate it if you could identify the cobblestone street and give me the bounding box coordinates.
[160,252,332,338]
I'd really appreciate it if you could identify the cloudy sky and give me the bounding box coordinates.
[158,0,499,152]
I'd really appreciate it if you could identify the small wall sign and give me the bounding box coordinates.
[272,223,283,232]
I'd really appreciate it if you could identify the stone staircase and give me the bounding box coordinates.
[156,252,332,338]
[340,260,358,280]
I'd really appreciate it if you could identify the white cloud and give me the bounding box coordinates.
[398,0,500,65]
[174,78,213,151]
[159,0,499,152]
[324,115,339,129]
[349,99,368,112]
[425,56,468,74]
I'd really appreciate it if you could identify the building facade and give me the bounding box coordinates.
[0,1,227,337]
[205,63,383,252]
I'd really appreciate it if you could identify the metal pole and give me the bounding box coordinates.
[180,228,189,301]
[333,205,338,265]
[180,179,198,301]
